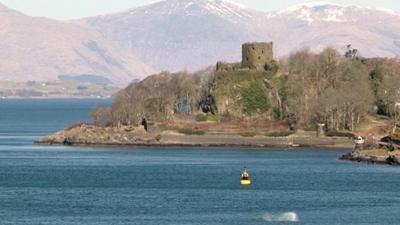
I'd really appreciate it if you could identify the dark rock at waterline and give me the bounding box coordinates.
[386,155,400,166]
[339,152,352,161]
[340,150,400,166]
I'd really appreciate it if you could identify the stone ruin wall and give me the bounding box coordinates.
[216,62,242,72]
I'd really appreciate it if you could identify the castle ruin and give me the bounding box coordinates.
[217,42,274,72]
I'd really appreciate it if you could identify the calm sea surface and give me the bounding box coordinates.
[0,99,400,225]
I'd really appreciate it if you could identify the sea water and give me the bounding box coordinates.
[0,99,400,225]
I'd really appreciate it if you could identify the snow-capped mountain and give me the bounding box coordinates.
[276,1,398,23]
[263,1,400,57]
[85,0,266,72]
[86,0,400,72]
[127,0,255,22]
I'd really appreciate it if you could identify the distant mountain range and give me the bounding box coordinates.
[0,3,153,85]
[1,0,400,85]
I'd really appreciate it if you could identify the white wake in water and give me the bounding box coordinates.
[262,212,299,222]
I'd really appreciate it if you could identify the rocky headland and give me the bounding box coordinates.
[35,124,354,148]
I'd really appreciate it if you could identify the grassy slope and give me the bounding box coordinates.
[213,68,279,118]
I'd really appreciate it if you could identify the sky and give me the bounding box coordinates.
[0,0,399,20]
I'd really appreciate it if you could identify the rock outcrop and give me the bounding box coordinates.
[340,149,400,166]
[36,124,156,146]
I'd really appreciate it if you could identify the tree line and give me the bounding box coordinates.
[281,48,400,131]
[91,48,400,132]
[91,69,213,126]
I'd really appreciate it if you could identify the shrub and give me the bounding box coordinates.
[178,128,205,135]
[265,62,279,76]
[239,132,257,137]
[207,114,220,122]
[195,114,208,122]
[91,106,112,126]
[265,131,294,137]
[155,134,162,141]
[303,127,315,132]
[194,114,220,122]
[158,124,179,131]
[241,80,270,116]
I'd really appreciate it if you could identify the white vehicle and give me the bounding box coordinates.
[354,136,365,150]
[355,136,365,145]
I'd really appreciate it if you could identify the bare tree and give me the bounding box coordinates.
[91,106,112,126]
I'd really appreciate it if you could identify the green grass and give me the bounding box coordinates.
[239,131,257,137]
[303,127,315,132]
[213,71,270,116]
[195,114,220,122]
[158,125,205,135]
[178,128,205,136]
[240,80,270,116]
[207,114,220,122]
[195,114,208,122]
[158,124,179,131]
[265,131,294,137]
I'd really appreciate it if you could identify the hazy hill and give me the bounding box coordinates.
[0,3,154,85]
[86,0,400,72]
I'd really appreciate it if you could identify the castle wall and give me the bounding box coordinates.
[216,62,242,72]
[241,42,273,70]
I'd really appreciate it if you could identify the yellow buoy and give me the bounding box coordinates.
[240,179,252,185]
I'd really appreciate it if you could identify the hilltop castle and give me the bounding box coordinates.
[217,42,274,72]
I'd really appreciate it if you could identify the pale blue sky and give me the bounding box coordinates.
[1,0,398,20]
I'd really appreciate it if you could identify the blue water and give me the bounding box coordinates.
[0,99,400,225]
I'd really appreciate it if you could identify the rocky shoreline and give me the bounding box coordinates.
[37,124,400,167]
[35,124,354,149]
[340,149,400,166]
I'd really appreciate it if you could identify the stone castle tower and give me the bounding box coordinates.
[216,41,274,72]
[241,42,273,71]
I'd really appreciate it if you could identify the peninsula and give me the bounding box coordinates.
[37,42,399,154]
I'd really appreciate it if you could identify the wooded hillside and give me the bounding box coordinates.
[91,48,400,132]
